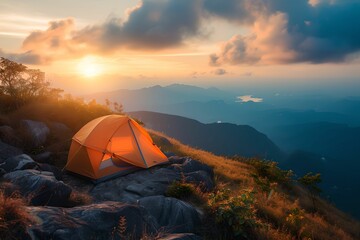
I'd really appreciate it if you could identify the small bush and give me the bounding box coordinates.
[286,207,305,233]
[206,188,259,239]
[166,181,207,206]
[0,192,32,240]
[166,181,195,199]
[248,159,293,185]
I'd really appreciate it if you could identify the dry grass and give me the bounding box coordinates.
[150,130,252,185]
[0,191,32,240]
[150,129,360,240]
[66,191,93,206]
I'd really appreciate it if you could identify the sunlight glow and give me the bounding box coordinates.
[77,56,103,78]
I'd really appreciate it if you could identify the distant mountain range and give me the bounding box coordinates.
[85,84,234,111]
[129,111,283,161]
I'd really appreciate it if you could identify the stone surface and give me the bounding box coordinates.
[159,233,202,240]
[91,168,182,203]
[0,125,21,146]
[33,151,53,163]
[20,120,50,147]
[0,154,38,173]
[3,169,72,206]
[138,196,202,234]
[27,202,158,240]
[0,140,23,162]
[89,158,214,203]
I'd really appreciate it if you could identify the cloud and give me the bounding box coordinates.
[0,49,48,64]
[214,68,227,75]
[210,0,360,65]
[236,95,263,103]
[210,13,297,65]
[4,0,204,64]
[203,0,266,24]
[3,0,360,65]
[73,0,204,51]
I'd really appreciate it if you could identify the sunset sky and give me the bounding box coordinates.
[1,0,360,94]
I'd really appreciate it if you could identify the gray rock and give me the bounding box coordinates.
[159,233,202,240]
[33,151,53,163]
[1,154,38,173]
[88,157,214,203]
[138,196,202,234]
[91,168,182,203]
[0,140,23,162]
[38,163,63,180]
[181,157,214,179]
[27,202,159,240]
[3,169,72,206]
[0,125,21,146]
[20,120,50,147]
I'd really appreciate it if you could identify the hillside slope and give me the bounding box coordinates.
[129,111,283,161]
[149,130,360,240]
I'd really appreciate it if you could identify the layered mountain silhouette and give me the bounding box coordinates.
[129,111,283,161]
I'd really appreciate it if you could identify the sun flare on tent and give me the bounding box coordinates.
[77,56,103,78]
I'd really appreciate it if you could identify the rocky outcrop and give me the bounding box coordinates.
[90,157,214,203]
[27,202,158,240]
[0,140,23,162]
[26,198,203,240]
[20,120,50,147]
[138,196,202,233]
[0,125,21,146]
[0,128,213,240]
[3,170,72,206]
[0,154,37,173]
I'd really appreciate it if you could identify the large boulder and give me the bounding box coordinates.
[0,154,38,173]
[138,196,202,234]
[0,125,21,146]
[170,156,214,179]
[91,168,182,203]
[32,151,53,163]
[0,140,23,162]
[89,157,214,203]
[20,120,50,148]
[27,202,158,240]
[3,170,72,206]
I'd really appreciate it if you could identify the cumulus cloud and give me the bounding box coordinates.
[203,0,266,24]
[210,0,360,65]
[210,13,297,65]
[3,0,360,65]
[3,0,205,64]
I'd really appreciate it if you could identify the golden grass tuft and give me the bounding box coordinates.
[0,191,32,240]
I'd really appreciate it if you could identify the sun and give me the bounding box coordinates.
[77,56,103,78]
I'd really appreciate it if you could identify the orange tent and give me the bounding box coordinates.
[66,115,168,182]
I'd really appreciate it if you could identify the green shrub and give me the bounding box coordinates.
[207,188,258,239]
[166,181,196,199]
[165,181,207,206]
[248,159,293,185]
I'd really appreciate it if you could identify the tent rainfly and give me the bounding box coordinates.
[66,115,168,182]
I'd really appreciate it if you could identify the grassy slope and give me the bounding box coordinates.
[150,130,360,240]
